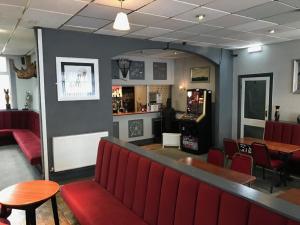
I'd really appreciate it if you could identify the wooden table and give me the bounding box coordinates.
[178,157,256,185]
[0,180,60,225]
[277,188,300,206]
[237,137,300,154]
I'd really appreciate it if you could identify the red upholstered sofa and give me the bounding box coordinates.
[61,138,299,225]
[0,110,41,165]
[264,120,300,174]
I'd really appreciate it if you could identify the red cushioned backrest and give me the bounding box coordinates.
[218,192,250,225]
[143,162,165,225]
[123,152,139,209]
[100,141,113,188]
[282,124,293,144]
[27,111,40,138]
[251,143,271,168]
[107,145,121,193]
[291,124,300,146]
[0,111,12,129]
[272,122,283,142]
[207,148,224,167]
[231,153,253,175]
[132,157,151,218]
[223,138,239,159]
[94,140,107,183]
[114,147,129,201]
[11,111,28,129]
[264,121,274,141]
[248,204,287,225]
[194,182,222,225]
[174,175,199,225]
[288,220,300,225]
[157,168,181,225]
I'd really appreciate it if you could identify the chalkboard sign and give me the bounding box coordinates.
[153,62,167,80]
[111,60,119,79]
[129,61,145,80]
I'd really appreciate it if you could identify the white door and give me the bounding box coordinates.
[240,77,270,138]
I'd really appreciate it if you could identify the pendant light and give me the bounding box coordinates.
[113,0,130,31]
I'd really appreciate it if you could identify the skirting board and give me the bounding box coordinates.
[53,131,108,172]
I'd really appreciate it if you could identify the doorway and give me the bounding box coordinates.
[238,73,273,139]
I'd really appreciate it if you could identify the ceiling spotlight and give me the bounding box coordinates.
[113,0,130,31]
[196,14,206,22]
[269,29,275,34]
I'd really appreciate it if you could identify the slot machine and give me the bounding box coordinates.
[178,89,212,154]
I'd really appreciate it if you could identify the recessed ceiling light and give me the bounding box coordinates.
[269,29,275,34]
[196,14,206,22]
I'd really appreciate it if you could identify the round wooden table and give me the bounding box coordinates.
[0,180,60,225]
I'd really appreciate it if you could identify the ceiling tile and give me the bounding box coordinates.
[205,0,272,13]
[127,12,167,26]
[174,6,229,23]
[189,35,236,44]
[204,14,255,28]
[102,23,146,34]
[205,28,248,38]
[279,0,300,8]
[180,23,221,34]
[162,30,195,39]
[29,0,89,14]
[0,0,27,6]
[138,0,196,17]
[66,16,111,29]
[285,20,300,29]
[188,41,216,47]
[20,8,72,29]
[151,18,196,30]
[230,20,276,32]
[124,33,149,39]
[227,31,273,42]
[236,1,296,20]
[264,11,300,25]
[270,29,300,38]
[0,31,11,44]
[150,36,178,42]
[79,3,131,21]
[61,25,96,33]
[0,4,24,20]
[94,0,154,10]
[174,0,214,6]
[95,28,125,36]
[252,25,295,35]
[130,27,173,38]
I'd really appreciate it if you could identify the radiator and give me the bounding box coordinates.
[52,131,109,172]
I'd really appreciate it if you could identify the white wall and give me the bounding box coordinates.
[232,39,300,138]
[172,55,216,111]
[112,56,174,85]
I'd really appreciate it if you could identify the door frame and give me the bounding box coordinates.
[238,73,273,138]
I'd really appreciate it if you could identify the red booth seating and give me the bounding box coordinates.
[264,121,300,173]
[0,111,41,165]
[61,138,299,225]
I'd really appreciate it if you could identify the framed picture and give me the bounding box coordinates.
[191,67,210,83]
[293,59,300,94]
[56,57,100,101]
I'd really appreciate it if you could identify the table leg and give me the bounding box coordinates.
[51,196,60,225]
[25,209,36,225]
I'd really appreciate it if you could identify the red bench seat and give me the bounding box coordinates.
[61,139,299,225]
[0,111,41,165]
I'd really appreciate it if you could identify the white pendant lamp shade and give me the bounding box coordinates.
[113,12,130,31]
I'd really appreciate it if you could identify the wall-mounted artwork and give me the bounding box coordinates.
[129,61,145,80]
[56,57,100,101]
[293,59,300,94]
[191,67,210,83]
[128,119,143,138]
[153,62,167,80]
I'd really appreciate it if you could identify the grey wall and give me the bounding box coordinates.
[232,39,300,138]
[39,28,233,175]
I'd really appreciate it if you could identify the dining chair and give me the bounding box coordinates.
[251,142,284,193]
[207,148,225,167]
[230,153,253,175]
[223,138,239,163]
[0,205,11,219]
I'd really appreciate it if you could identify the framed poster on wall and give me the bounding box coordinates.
[191,66,210,83]
[56,57,100,101]
[293,59,300,94]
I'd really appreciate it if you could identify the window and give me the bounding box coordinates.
[0,57,11,109]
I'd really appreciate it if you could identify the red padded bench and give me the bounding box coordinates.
[0,111,41,165]
[264,120,300,173]
[61,138,299,225]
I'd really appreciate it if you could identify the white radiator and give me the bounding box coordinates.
[52,131,109,172]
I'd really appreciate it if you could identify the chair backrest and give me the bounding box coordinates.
[251,143,271,169]
[223,138,239,159]
[207,148,224,167]
[231,153,253,175]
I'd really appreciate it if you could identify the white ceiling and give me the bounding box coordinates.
[1,0,300,55]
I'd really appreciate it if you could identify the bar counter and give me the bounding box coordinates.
[113,111,160,116]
